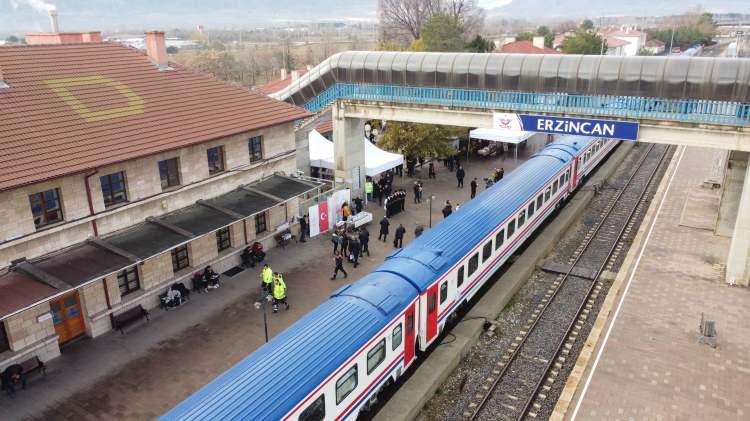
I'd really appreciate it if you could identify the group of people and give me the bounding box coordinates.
[442,200,459,218]
[384,189,407,217]
[377,216,410,249]
[1,364,23,396]
[260,264,289,313]
[193,265,221,293]
[161,282,191,309]
[484,167,505,188]
[371,171,395,206]
[331,224,370,270]
[412,180,424,203]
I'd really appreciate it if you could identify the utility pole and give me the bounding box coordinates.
[668,28,675,55]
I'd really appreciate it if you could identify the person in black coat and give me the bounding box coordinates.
[1,364,23,396]
[359,227,370,257]
[379,216,390,241]
[456,166,465,188]
[299,214,309,242]
[353,197,363,214]
[470,178,478,199]
[394,224,406,248]
[442,200,453,218]
[351,238,361,267]
[428,162,436,179]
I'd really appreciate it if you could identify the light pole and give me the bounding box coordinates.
[428,195,435,228]
[253,290,270,343]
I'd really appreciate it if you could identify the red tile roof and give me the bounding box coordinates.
[315,119,333,134]
[498,41,561,55]
[0,270,58,319]
[605,37,630,48]
[0,43,310,192]
[645,39,665,47]
[256,68,309,95]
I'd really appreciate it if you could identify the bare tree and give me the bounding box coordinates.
[379,0,485,42]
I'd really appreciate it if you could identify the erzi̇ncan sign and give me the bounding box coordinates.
[493,113,640,141]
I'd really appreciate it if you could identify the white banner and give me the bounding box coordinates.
[328,189,351,226]
[308,204,320,238]
[492,112,524,131]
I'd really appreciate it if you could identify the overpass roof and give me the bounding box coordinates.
[274,51,750,106]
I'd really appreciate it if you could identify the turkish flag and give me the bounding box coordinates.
[318,201,329,233]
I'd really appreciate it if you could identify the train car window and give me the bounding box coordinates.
[495,229,505,250]
[336,365,358,405]
[457,266,465,287]
[428,293,437,313]
[566,169,571,181]
[482,240,493,262]
[392,324,402,350]
[545,187,551,202]
[518,210,526,228]
[440,282,448,304]
[367,339,387,375]
[507,219,516,237]
[559,175,565,187]
[528,201,535,218]
[407,313,415,334]
[300,394,326,421]
[468,253,479,276]
[552,180,559,194]
[536,194,543,209]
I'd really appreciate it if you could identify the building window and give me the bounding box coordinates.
[216,227,231,252]
[29,188,64,228]
[171,245,190,272]
[207,146,225,175]
[336,365,358,405]
[0,322,9,353]
[392,324,402,350]
[248,136,263,163]
[158,158,181,190]
[117,266,140,296]
[367,339,386,375]
[255,212,267,234]
[100,171,128,208]
[299,395,326,421]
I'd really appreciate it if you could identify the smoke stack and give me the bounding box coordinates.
[145,31,170,70]
[48,8,59,33]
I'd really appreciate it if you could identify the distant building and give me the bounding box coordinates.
[256,67,310,96]
[644,39,666,55]
[604,37,630,56]
[599,26,647,56]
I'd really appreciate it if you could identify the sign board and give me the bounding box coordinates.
[493,113,639,141]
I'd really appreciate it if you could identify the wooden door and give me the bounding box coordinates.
[50,292,86,345]
[426,285,438,343]
[404,305,416,366]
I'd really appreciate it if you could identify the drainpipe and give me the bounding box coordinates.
[84,169,99,237]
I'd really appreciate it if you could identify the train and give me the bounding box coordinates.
[162,134,619,421]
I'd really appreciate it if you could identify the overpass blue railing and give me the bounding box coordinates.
[303,83,750,128]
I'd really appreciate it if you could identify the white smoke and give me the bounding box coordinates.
[10,0,57,13]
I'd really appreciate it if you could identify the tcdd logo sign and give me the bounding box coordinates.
[493,113,640,141]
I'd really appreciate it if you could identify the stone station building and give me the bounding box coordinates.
[0,31,319,369]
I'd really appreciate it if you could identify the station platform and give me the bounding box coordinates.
[557,146,750,421]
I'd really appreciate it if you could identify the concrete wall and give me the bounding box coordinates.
[0,303,60,370]
[0,122,297,269]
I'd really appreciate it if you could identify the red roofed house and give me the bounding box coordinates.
[0,30,318,367]
[604,36,631,56]
[498,37,561,55]
[256,67,310,96]
[600,26,647,56]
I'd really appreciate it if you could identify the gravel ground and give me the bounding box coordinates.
[415,144,673,421]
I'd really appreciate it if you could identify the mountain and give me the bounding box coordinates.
[3,0,750,34]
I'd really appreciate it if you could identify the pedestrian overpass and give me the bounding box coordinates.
[272,51,750,286]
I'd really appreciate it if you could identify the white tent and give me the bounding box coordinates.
[469,128,534,144]
[308,130,404,177]
[469,128,535,162]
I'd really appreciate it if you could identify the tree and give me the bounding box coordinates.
[421,14,464,52]
[516,31,534,41]
[561,30,606,55]
[580,19,594,31]
[5,35,19,43]
[637,47,653,56]
[378,0,484,42]
[166,46,178,54]
[536,26,554,48]
[465,35,495,52]
[378,121,464,159]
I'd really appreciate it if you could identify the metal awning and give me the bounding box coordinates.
[0,271,59,319]
[208,189,279,217]
[252,175,318,200]
[107,222,190,260]
[160,205,235,237]
[33,243,134,288]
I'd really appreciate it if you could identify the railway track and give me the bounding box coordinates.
[464,143,671,421]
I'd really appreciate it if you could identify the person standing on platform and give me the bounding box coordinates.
[261,264,274,297]
[413,181,421,204]
[442,200,453,218]
[414,224,424,238]
[394,224,406,248]
[456,166,465,188]
[379,216,390,241]
[331,251,348,280]
[448,156,454,172]
[299,214,308,243]
[470,178,478,199]
[272,273,289,313]
[375,182,383,206]
[365,179,374,202]
[351,237,361,268]
[331,231,340,254]
[353,197,363,214]
[499,168,505,180]
[359,227,370,257]
[400,189,406,211]
[429,162,436,179]
[342,202,351,221]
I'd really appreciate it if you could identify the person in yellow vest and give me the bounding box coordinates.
[261,264,274,297]
[365,180,374,201]
[272,272,289,313]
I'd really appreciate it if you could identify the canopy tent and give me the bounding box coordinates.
[307,130,404,177]
[469,128,536,162]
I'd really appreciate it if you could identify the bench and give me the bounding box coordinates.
[112,305,149,334]
[19,356,46,384]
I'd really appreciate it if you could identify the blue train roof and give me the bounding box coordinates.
[384,137,585,291]
[332,271,420,317]
[161,293,406,421]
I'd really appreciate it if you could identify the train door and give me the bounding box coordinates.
[571,158,580,189]
[426,284,438,343]
[404,304,416,365]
